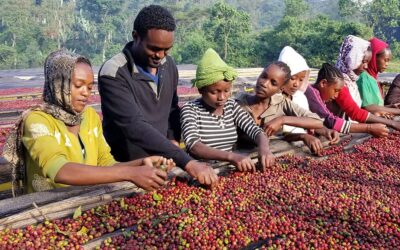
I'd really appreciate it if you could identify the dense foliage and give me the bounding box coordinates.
[0,0,399,69]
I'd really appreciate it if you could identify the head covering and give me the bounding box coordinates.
[278,46,310,75]
[367,37,389,79]
[3,49,90,196]
[336,35,370,77]
[278,46,310,92]
[192,48,237,89]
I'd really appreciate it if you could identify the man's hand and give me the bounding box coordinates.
[185,160,218,186]
[228,152,255,172]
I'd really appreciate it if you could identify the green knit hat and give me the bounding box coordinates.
[192,48,238,89]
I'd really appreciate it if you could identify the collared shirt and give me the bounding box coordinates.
[98,41,191,167]
[236,92,322,134]
[136,65,160,94]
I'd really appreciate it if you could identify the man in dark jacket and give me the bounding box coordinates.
[98,5,218,187]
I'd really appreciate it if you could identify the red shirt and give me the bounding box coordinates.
[335,86,369,123]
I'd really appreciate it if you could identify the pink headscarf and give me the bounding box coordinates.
[367,37,389,80]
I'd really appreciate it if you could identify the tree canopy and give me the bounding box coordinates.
[0,0,398,69]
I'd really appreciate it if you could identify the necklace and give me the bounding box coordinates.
[217,116,225,129]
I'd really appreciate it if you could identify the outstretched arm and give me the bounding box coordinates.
[363,104,400,116]
[189,142,255,172]
[54,159,170,191]
[264,116,323,136]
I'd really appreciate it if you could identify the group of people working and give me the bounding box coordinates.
[3,5,400,196]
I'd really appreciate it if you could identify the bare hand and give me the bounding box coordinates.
[303,134,323,156]
[185,160,218,186]
[389,121,400,131]
[390,103,400,109]
[373,111,394,119]
[263,117,284,137]
[318,127,340,145]
[144,156,176,171]
[128,165,168,191]
[368,123,389,137]
[228,152,255,172]
[258,152,275,171]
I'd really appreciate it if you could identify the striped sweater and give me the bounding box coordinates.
[181,98,263,151]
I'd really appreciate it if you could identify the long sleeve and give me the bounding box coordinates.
[335,86,369,122]
[94,111,118,167]
[304,86,351,133]
[98,74,192,168]
[22,113,69,182]
[180,102,201,150]
[232,101,263,141]
[167,89,182,141]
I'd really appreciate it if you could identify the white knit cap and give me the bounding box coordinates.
[278,46,310,75]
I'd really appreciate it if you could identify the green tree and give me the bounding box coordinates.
[75,0,128,64]
[203,1,251,64]
[284,0,309,18]
[0,0,39,68]
[366,0,400,43]
[38,0,76,50]
[256,15,372,68]
[0,45,16,70]
[172,30,215,64]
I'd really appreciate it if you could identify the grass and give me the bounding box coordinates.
[387,58,400,73]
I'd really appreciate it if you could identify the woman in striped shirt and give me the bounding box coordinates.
[181,48,275,172]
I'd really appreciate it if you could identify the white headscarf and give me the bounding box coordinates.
[278,46,311,134]
[278,46,310,92]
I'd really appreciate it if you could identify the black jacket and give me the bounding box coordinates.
[98,41,192,167]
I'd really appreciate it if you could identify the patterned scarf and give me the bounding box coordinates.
[336,35,370,80]
[335,35,370,107]
[2,49,88,196]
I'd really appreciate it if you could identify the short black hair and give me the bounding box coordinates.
[133,5,176,38]
[316,63,344,85]
[269,61,291,84]
[76,57,91,67]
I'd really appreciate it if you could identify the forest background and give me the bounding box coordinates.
[0,0,399,71]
